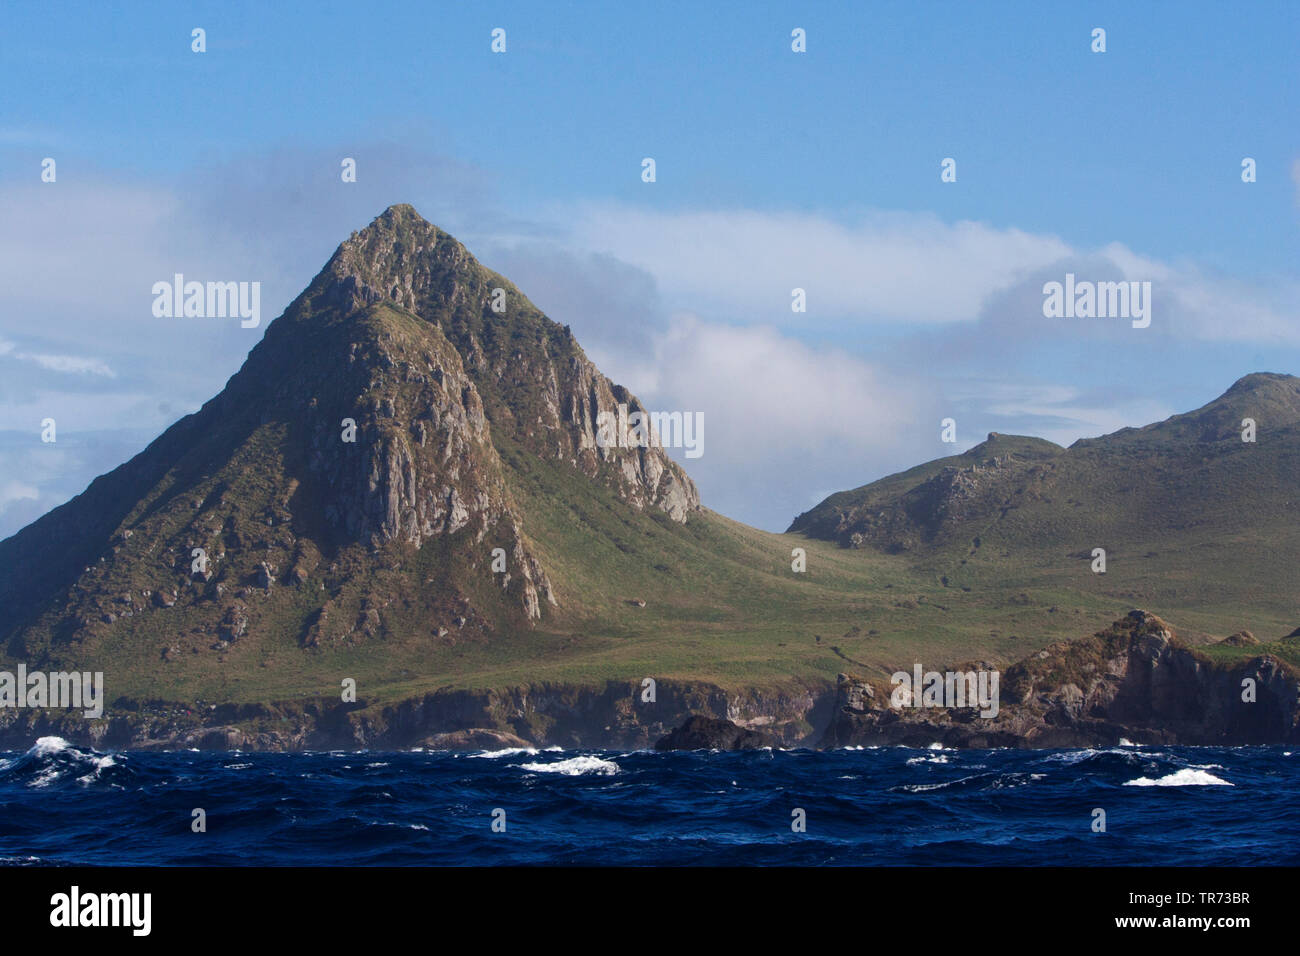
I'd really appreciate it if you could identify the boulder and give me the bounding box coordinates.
[418,728,532,750]
[1220,630,1260,647]
[654,714,776,751]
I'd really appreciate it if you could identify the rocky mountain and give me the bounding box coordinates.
[0,205,698,681]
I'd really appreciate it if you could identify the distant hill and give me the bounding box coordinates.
[788,432,1066,550]
[791,375,1300,602]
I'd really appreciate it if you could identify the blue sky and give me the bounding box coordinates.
[1,0,1297,534]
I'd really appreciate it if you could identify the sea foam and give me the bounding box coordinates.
[517,755,619,776]
[1123,768,1232,787]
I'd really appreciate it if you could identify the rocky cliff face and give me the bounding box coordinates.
[0,678,829,752]
[821,610,1300,748]
[301,205,699,523]
[654,715,777,750]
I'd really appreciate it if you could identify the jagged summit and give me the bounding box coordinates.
[313,204,484,318]
[269,205,700,521]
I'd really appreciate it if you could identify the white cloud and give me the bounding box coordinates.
[0,480,38,507]
[644,314,933,462]
[1095,242,1300,344]
[563,203,1072,325]
[594,313,944,530]
[0,339,115,377]
[550,203,1298,345]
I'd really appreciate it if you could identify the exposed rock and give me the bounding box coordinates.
[1220,630,1260,647]
[822,610,1300,748]
[654,714,777,751]
[417,728,532,750]
[219,605,248,642]
[320,205,700,526]
[837,673,874,713]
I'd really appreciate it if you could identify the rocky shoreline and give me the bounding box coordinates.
[0,677,827,753]
[2,611,1295,753]
[820,610,1300,749]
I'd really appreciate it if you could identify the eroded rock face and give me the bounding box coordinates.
[821,610,1300,748]
[307,317,517,553]
[314,205,700,524]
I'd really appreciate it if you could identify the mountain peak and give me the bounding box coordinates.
[273,206,700,526]
[1222,371,1300,399]
[376,202,427,223]
[968,432,1063,459]
[1077,371,1300,449]
[311,205,477,318]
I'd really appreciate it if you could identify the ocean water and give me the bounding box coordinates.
[1,736,1297,866]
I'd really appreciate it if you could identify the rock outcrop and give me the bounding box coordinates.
[821,610,1300,748]
[309,205,699,523]
[654,715,778,751]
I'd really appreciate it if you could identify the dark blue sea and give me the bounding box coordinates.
[2,736,1297,866]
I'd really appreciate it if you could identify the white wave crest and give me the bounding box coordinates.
[517,756,619,776]
[472,747,539,759]
[30,736,72,756]
[1124,768,1233,787]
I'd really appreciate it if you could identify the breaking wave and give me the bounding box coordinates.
[1123,768,1233,787]
[516,755,619,776]
[0,736,128,789]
